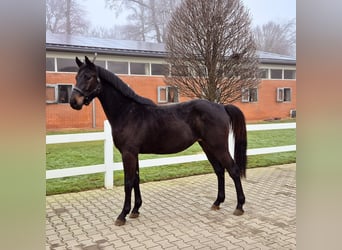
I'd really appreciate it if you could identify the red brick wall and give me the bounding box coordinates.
[46,73,173,130]
[46,73,95,129]
[235,79,296,121]
[46,72,296,130]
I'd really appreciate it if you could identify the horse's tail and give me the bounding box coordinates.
[224,104,247,178]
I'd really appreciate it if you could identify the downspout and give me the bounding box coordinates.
[92,100,96,128]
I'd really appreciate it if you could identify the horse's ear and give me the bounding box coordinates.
[76,57,83,67]
[85,56,93,65]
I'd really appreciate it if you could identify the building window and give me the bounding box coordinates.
[270,69,283,79]
[57,58,78,72]
[130,62,149,75]
[108,61,128,74]
[46,84,73,104]
[258,69,269,79]
[171,65,190,77]
[284,70,296,79]
[46,85,57,103]
[46,57,55,71]
[93,60,106,69]
[158,86,179,103]
[242,88,258,103]
[151,64,170,76]
[277,87,291,102]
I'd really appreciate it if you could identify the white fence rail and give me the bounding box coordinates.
[46,121,296,188]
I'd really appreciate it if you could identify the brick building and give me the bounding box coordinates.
[46,33,296,130]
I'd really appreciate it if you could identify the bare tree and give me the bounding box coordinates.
[88,24,143,40]
[253,19,296,56]
[165,0,260,104]
[46,0,90,35]
[105,0,181,42]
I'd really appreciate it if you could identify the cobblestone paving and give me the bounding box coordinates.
[46,164,296,249]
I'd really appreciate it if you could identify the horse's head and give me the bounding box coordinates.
[70,56,101,110]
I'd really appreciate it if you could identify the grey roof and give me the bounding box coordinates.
[256,51,296,65]
[46,33,166,58]
[46,33,296,65]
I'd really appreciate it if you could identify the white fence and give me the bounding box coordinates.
[46,120,296,188]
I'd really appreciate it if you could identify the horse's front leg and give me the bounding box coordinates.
[115,152,138,226]
[129,162,142,218]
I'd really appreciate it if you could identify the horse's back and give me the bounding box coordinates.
[127,99,230,154]
[156,99,226,117]
[158,99,230,139]
[183,99,230,124]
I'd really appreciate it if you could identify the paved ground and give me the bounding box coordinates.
[46,163,296,249]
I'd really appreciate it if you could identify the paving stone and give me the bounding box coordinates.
[46,164,296,250]
[101,245,115,250]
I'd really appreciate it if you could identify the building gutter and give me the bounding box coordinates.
[46,44,167,59]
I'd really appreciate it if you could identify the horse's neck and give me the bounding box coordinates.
[97,83,133,123]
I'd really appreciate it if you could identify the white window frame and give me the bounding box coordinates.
[157,86,179,103]
[158,86,168,103]
[46,84,58,104]
[258,68,270,79]
[259,65,296,80]
[270,69,283,79]
[242,88,258,103]
[277,87,292,102]
[284,69,296,80]
[46,57,57,72]
[46,84,74,104]
[107,60,129,75]
[129,62,150,75]
[151,63,170,76]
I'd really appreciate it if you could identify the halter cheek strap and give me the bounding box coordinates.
[73,77,101,105]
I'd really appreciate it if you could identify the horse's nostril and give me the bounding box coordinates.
[70,97,76,106]
[70,97,83,110]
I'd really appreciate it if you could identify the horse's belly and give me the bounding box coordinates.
[140,131,197,154]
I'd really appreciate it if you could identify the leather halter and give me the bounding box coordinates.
[72,77,101,105]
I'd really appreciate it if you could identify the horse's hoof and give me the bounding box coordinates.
[233,208,244,216]
[211,205,220,210]
[114,218,126,226]
[129,212,139,218]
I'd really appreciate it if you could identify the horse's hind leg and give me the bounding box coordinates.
[213,153,245,215]
[200,142,245,215]
[225,156,245,216]
[199,142,225,210]
[210,157,226,210]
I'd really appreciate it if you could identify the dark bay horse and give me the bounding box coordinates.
[70,56,247,226]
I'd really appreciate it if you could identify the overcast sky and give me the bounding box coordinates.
[81,0,296,29]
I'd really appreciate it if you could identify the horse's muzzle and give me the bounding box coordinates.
[69,91,84,110]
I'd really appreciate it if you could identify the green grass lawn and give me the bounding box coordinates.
[46,125,296,195]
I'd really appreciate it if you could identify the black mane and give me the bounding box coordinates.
[96,66,156,106]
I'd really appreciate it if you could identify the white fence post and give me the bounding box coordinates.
[104,120,114,189]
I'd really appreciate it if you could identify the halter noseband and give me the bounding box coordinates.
[73,77,101,105]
